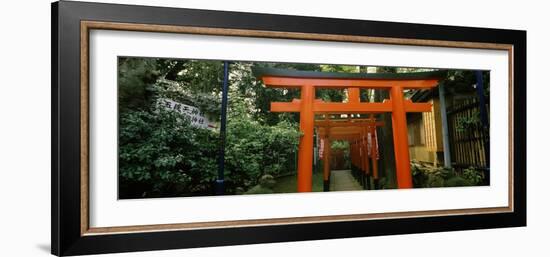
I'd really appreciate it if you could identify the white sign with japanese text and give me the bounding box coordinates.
[158,98,211,129]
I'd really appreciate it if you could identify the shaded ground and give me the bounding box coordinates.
[330,169,362,191]
[273,171,324,193]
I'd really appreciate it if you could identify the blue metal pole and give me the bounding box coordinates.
[475,70,490,181]
[216,61,229,195]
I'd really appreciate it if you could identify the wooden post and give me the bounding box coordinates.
[348,88,360,103]
[297,85,315,192]
[370,126,379,178]
[390,86,413,188]
[362,131,371,176]
[370,124,379,189]
[352,141,358,179]
[438,83,452,168]
[359,139,365,187]
[362,130,371,189]
[323,132,331,191]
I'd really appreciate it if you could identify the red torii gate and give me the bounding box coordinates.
[348,121,383,189]
[254,67,440,192]
[316,117,383,191]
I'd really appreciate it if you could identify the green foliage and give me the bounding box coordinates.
[444,176,471,187]
[320,64,360,73]
[316,89,345,102]
[244,175,277,194]
[412,162,450,188]
[118,109,219,198]
[331,140,351,168]
[272,172,325,193]
[462,166,485,185]
[456,109,481,132]
[411,161,483,188]
[331,140,349,150]
[441,70,490,98]
[160,59,224,94]
[224,112,301,192]
[229,62,302,125]
[118,57,160,111]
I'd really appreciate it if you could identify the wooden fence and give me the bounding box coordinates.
[447,98,490,170]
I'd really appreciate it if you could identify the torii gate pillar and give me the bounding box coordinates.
[297,85,315,192]
[322,132,331,192]
[390,86,413,188]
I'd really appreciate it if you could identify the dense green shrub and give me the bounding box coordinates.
[462,166,485,185]
[225,116,300,192]
[244,175,277,194]
[444,176,472,187]
[411,161,484,188]
[118,109,219,198]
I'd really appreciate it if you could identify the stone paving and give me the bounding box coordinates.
[330,169,363,191]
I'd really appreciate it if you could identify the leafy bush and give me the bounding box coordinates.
[224,117,300,192]
[462,166,485,185]
[456,109,481,132]
[118,108,219,198]
[244,175,277,194]
[444,176,472,187]
[411,161,483,188]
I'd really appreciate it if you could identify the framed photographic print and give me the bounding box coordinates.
[51,1,526,256]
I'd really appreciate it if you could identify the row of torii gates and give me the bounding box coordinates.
[317,116,383,190]
[254,67,442,192]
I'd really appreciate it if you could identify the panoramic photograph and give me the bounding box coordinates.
[117,57,490,199]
